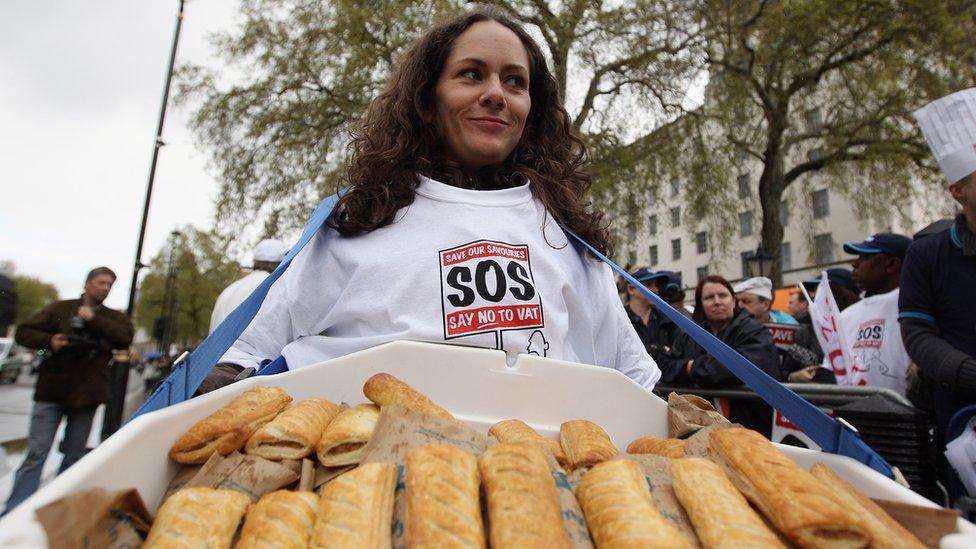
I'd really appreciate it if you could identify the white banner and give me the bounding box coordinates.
[810,271,866,386]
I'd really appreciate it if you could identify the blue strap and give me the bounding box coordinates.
[564,229,895,478]
[256,355,289,376]
[129,192,342,420]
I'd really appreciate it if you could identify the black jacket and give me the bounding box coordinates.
[657,309,782,436]
[626,305,682,366]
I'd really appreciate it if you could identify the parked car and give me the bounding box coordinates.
[0,336,36,384]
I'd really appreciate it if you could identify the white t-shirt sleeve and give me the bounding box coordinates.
[596,266,661,389]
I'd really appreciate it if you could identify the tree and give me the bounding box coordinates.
[135,228,243,348]
[13,276,60,325]
[179,0,702,238]
[634,0,975,284]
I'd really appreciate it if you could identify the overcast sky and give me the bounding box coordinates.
[1,0,240,310]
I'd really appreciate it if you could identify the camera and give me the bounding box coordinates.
[65,315,99,351]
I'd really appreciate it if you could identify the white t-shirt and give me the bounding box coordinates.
[209,271,270,333]
[220,176,661,389]
[835,288,911,396]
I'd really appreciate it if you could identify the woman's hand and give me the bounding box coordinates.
[685,359,694,374]
[788,365,819,383]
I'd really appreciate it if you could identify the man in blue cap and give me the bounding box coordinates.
[835,233,913,396]
[901,89,976,497]
[625,268,685,365]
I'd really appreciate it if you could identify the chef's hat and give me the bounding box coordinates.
[914,88,976,185]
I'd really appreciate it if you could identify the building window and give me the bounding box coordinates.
[779,200,789,227]
[737,174,750,199]
[811,189,830,219]
[628,223,637,242]
[695,231,707,254]
[648,214,658,236]
[649,245,658,266]
[672,238,682,261]
[670,207,681,228]
[670,178,680,198]
[808,148,827,163]
[696,266,708,282]
[628,250,637,265]
[740,251,752,278]
[781,242,792,271]
[814,233,834,264]
[645,191,656,207]
[737,147,749,162]
[805,107,823,133]
[739,211,753,237]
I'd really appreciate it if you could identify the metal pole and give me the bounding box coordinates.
[126,0,186,318]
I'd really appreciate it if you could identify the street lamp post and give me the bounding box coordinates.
[745,247,777,279]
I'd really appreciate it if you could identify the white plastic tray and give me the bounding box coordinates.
[0,340,972,547]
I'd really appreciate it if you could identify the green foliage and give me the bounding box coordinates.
[134,228,243,347]
[14,275,59,325]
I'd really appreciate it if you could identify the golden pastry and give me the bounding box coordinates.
[237,490,319,549]
[709,427,869,548]
[169,386,292,464]
[671,457,784,548]
[810,463,925,549]
[362,373,453,420]
[316,403,380,467]
[479,443,570,548]
[626,435,686,459]
[559,420,617,469]
[405,444,485,548]
[311,462,397,548]
[143,487,250,548]
[489,419,568,467]
[246,398,340,460]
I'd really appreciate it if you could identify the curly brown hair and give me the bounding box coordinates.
[329,7,611,255]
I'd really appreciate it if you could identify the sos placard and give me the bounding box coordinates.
[439,240,544,340]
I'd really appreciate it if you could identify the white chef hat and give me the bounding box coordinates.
[733,276,773,301]
[913,88,976,185]
[253,238,289,262]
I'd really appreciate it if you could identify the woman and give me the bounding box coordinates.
[199,9,660,393]
[658,275,781,436]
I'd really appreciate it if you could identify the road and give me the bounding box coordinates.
[0,366,146,511]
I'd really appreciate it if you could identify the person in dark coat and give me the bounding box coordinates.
[658,274,782,436]
[3,267,133,514]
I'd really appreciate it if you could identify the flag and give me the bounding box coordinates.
[810,271,865,385]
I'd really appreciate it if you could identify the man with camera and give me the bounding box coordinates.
[2,267,133,514]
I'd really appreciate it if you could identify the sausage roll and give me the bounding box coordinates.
[810,463,925,549]
[362,373,453,420]
[577,459,691,549]
[405,444,485,548]
[237,490,319,549]
[169,387,293,464]
[311,462,397,549]
[626,435,686,459]
[559,420,617,470]
[315,403,380,467]
[143,487,250,548]
[489,419,568,467]
[671,457,784,548]
[709,427,869,548]
[245,398,340,461]
[479,443,570,548]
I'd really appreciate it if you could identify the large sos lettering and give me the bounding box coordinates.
[445,260,535,306]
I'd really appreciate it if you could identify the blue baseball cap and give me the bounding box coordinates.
[802,268,857,294]
[658,270,682,292]
[631,267,669,285]
[843,233,912,259]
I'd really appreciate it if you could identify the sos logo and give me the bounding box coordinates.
[439,240,544,339]
[853,319,885,349]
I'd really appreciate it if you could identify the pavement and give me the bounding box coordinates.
[0,366,146,512]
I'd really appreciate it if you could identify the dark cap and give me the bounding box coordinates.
[658,270,683,292]
[802,268,857,294]
[843,233,911,259]
[631,267,669,284]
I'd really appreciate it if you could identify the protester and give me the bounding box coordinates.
[658,270,692,318]
[658,275,781,436]
[625,268,683,364]
[901,88,976,498]
[802,268,860,311]
[788,291,810,324]
[3,267,134,514]
[835,233,913,395]
[733,276,798,324]
[209,238,289,333]
[197,8,660,394]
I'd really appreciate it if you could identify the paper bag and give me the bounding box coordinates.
[668,392,730,438]
[36,488,152,549]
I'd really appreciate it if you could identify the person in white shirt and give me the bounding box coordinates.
[209,239,289,333]
[195,8,661,393]
[837,233,913,395]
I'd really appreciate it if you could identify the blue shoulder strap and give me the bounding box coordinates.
[129,192,342,420]
[563,229,894,478]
